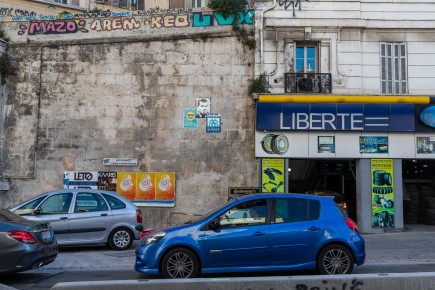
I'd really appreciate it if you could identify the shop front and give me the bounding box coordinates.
[255,95,435,233]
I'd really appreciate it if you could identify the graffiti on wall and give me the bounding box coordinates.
[20,19,88,35]
[278,0,305,17]
[0,7,37,18]
[12,10,254,36]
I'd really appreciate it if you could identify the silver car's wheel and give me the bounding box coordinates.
[108,227,133,251]
[317,244,354,275]
[162,248,199,278]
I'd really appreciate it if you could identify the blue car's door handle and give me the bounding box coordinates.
[252,231,266,236]
[307,226,321,231]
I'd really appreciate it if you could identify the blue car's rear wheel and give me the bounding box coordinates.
[317,244,354,275]
[162,248,199,278]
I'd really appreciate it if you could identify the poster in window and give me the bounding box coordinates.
[318,136,335,153]
[371,159,394,228]
[261,158,285,193]
[360,136,388,154]
[416,137,435,154]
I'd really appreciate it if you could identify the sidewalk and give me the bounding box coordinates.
[363,224,435,264]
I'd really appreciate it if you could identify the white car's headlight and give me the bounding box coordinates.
[144,232,166,245]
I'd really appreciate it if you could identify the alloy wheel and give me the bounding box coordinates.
[321,248,351,274]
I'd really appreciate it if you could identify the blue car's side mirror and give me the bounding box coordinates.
[208,218,221,230]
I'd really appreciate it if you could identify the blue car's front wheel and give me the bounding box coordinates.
[161,248,199,278]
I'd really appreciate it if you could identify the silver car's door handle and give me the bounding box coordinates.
[60,217,68,220]
[252,231,266,236]
[101,214,108,216]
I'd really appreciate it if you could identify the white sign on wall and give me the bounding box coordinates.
[103,158,138,166]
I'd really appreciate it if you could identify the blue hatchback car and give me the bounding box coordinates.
[135,193,365,278]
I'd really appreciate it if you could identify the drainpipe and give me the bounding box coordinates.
[259,0,277,74]
[0,39,10,191]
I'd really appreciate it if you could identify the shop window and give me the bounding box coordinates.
[380,42,407,94]
[295,44,317,73]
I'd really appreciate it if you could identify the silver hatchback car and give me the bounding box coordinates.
[10,189,143,250]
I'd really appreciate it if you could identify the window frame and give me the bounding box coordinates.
[295,43,318,73]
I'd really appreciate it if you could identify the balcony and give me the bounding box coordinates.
[284,73,332,94]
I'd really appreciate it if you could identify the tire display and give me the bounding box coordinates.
[403,183,435,225]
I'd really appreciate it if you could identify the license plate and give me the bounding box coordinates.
[41,230,52,241]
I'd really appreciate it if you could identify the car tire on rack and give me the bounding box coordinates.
[162,248,199,278]
[108,227,133,251]
[317,244,354,275]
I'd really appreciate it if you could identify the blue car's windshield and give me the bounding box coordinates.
[186,199,236,224]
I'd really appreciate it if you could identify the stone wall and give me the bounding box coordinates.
[0,12,257,229]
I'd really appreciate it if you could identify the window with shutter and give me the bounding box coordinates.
[380,42,407,94]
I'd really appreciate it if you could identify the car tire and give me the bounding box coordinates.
[317,244,354,275]
[108,227,133,251]
[162,248,199,278]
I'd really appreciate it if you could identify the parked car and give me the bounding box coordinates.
[306,190,349,216]
[0,209,58,274]
[135,193,365,278]
[10,189,143,250]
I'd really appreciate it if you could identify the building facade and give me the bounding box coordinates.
[254,0,435,233]
[0,3,257,229]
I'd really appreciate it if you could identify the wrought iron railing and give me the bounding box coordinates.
[284,73,332,94]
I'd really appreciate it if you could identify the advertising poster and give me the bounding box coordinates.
[64,171,176,207]
[318,136,335,153]
[155,172,175,201]
[360,136,388,153]
[63,171,98,189]
[183,109,197,129]
[116,172,137,200]
[261,158,285,193]
[416,136,435,154]
[97,172,117,191]
[371,159,395,228]
[136,172,155,200]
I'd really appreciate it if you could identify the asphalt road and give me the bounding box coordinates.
[2,224,435,290]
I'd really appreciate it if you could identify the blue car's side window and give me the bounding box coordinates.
[275,198,320,223]
[219,199,268,228]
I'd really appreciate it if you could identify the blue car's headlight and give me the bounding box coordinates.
[142,232,166,245]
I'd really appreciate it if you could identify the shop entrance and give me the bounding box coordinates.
[287,159,357,221]
[403,159,435,225]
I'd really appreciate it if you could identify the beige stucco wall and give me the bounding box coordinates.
[0,11,257,229]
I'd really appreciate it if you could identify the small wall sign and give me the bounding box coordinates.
[103,158,138,166]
